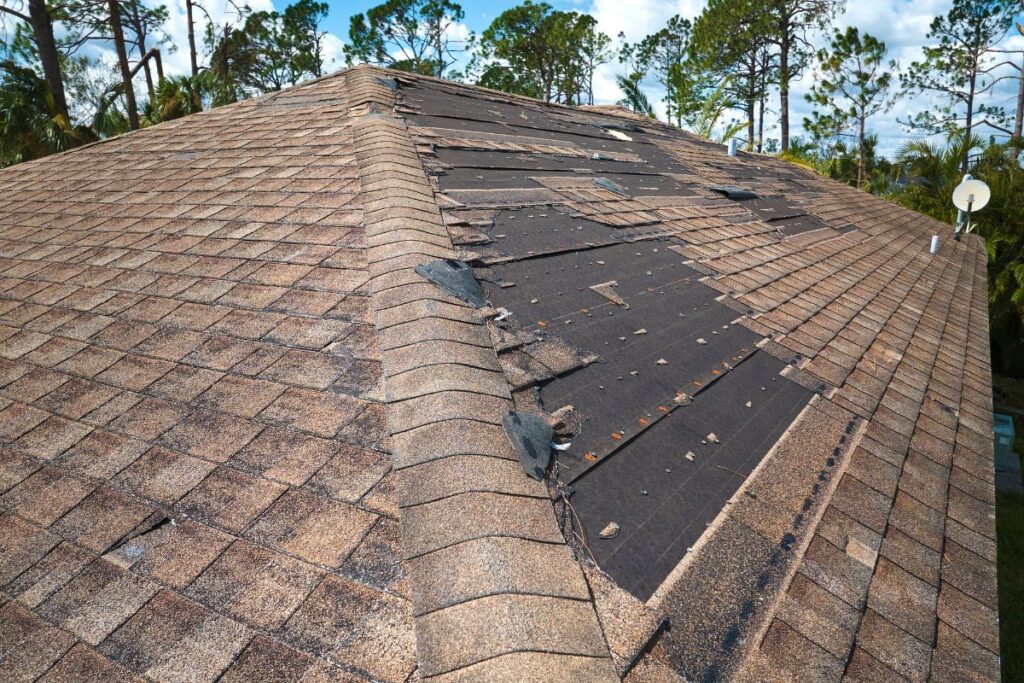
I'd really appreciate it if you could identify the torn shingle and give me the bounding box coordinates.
[414,259,487,308]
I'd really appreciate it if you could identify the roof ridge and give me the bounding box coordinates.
[345,66,619,680]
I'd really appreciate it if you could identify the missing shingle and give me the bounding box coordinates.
[502,411,554,480]
[414,259,486,307]
[596,120,642,133]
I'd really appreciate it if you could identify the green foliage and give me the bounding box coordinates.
[689,0,775,147]
[687,76,745,143]
[615,74,654,117]
[900,0,1017,159]
[472,1,611,106]
[889,134,1024,374]
[804,27,895,187]
[204,0,330,96]
[620,16,705,126]
[345,0,466,77]
[996,489,1024,680]
[0,60,95,167]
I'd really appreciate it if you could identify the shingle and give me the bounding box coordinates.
[103,518,232,589]
[99,590,252,682]
[38,643,146,683]
[856,609,930,681]
[416,594,610,677]
[38,559,158,645]
[282,574,415,682]
[0,602,76,682]
[865,557,937,642]
[174,467,285,533]
[186,540,322,630]
[245,489,376,568]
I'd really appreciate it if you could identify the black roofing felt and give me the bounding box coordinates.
[405,78,822,602]
[570,351,811,600]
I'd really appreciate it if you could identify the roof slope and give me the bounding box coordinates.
[0,71,412,682]
[0,66,999,683]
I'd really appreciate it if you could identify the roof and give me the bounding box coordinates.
[0,65,998,682]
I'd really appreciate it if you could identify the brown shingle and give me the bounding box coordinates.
[38,558,157,645]
[0,602,76,682]
[283,574,415,681]
[246,489,376,568]
[99,590,252,682]
[186,540,322,629]
[174,467,285,533]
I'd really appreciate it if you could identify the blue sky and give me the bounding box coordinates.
[63,0,1024,157]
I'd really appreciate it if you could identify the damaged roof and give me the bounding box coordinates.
[0,65,998,683]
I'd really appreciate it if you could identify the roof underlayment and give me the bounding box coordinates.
[0,65,1000,682]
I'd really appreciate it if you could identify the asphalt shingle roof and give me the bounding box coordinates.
[0,65,999,682]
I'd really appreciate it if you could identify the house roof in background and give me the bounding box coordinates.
[0,66,999,682]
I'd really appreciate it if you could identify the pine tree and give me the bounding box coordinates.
[805,27,895,188]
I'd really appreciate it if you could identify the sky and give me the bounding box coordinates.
[42,0,1024,158]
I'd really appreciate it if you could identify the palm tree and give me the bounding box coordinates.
[0,61,95,167]
[143,74,209,124]
[685,76,745,144]
[891,133,1024,374]
[615,75,655,118]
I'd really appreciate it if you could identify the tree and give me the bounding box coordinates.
[205,1,329,97]
[615,73,654,117]
[284,0,329,78]
[620,16,702,126]
[763,0,843,151]
[690,0,775,150]
[345,0,466,77]
[185,0,199,75]
[121,0,170,99]
[804,27,896,187]
[901,0,1017,171]
[0,0,70,119]
[106,0,138,129]
[686,76,747,143]
[891,134,1024,374]
[0,59,94,165]
[473,1,611,106]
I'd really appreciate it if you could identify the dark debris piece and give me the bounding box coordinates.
[502,411,554,480]
[414,259,486,307]
[593,177,629,196]
[709,185,758,201]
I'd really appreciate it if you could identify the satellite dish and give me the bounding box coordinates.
[952,178,990,212]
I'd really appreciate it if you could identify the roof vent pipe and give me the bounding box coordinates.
[727,138,738,157]
[930,235,940,254]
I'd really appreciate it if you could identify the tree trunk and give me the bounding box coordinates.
[1013,57,1024,148]
[186,0,199,77]
[27,0,69,121]
[746,98,755,148]
[757,93,765,153]
[746,61,756,148]
[963,71,976,173]
[857,112,866,189]
[779,34,790,152]
[108,0,140,130]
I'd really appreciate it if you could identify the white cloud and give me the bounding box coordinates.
[582,0,1024,158]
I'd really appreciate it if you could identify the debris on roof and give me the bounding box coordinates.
[414,258,487,307]
[0,64,997,683]
[502,411,554,480]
